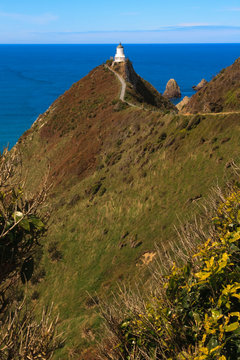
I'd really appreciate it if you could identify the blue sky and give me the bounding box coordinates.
[0,0,240,43]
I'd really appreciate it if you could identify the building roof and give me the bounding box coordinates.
[117,42,123,48]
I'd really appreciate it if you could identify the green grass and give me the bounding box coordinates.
[224,88,240,106]
[16,109,240,358]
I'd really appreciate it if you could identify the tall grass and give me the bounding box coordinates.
[98,174,240,359]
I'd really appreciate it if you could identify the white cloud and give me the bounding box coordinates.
[0,11,58,24]
[177,22,214,27]
[142,23,218,31]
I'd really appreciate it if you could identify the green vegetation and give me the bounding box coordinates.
[101,185,240,359]
[0,150,61,359]
[224,89,240,106]
[9,63,240,358]
[106,59,113,66]
[17,110,240,358]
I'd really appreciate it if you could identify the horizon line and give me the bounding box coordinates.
[1,42,240,45]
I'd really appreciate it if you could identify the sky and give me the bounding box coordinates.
[0,0,240,43]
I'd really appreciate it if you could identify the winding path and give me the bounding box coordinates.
[106,65,240,117]
[106,65,126,101]
[106,65,141,108]
[183,111,240,117]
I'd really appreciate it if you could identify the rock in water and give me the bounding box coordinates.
[176,96,190,111]
[163,79,181,99]
[193,79,208,91]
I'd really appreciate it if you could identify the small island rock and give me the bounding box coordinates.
[193,79,208,91]
[176,96,190,111]
[163,79,181,99]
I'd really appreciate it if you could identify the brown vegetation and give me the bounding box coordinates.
[15,64,175,192]
[184,57,240,113]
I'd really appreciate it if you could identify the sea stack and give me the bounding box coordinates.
[193,79,208,91]
[163,79,181,99]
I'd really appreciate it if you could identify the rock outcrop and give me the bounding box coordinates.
[163,79,181,99]
[193,79,208,91]
[176,96,190,111]
[112,60,176,111]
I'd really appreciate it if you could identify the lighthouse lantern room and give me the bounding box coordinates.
[114,43,126,63]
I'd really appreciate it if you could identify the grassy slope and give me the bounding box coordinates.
[184,57,240,113]
[13,66,240,359]
[103,187,240,359]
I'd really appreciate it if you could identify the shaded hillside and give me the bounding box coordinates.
[112,60,176,110]
[184,57,240,113]
[12,63,240,359]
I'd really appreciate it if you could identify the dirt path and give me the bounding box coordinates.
[106,65,141,108]
[105,65,126,101]
[183,111,240,116]
[108,66,126,101]
[106,65,240,117]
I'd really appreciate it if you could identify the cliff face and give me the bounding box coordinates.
[112,60,176,110]
[12,61,240,359]
[184,57,240,113]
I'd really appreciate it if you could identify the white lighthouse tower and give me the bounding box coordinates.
[114,42,126,63]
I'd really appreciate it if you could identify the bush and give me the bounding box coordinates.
[100,184,240,359]
[106,59,113,66]
[0,305,63,359]
[0,149,62,359]
[48,241,63,262]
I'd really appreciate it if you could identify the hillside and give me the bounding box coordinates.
[184,57,240,113]
[101,184,240,359]
[15,64,175,191]
[111,60,176,110]
[12,62,240,359]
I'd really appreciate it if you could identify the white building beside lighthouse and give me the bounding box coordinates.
[114,43,126,63]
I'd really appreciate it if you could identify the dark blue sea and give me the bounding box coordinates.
[0,44,240,149]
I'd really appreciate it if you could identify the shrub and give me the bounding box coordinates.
[187,115,201,130]
[48,242,63,262]
[100,184,240,359]
[0,305,63,359]
[50,249,63,262]
[157,132,167,143]
[0,149,62,359]
[106,59,113,66]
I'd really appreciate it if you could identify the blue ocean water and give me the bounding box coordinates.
[0,44,240,149]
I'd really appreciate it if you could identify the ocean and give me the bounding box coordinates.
[0,43,240,149]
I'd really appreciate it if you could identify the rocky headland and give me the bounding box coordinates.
[6,56,240,359]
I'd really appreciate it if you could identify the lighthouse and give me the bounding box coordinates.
[114,43,126,63]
